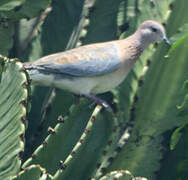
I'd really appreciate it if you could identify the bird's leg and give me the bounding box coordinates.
[81,94,113,112]
[72,93,81,105]
[88,101,97,109]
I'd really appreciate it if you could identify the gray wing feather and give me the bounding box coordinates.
[34,44,120,77]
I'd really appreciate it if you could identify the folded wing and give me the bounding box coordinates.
[30,43,121,77]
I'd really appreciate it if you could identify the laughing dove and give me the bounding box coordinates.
[24,20,170,110]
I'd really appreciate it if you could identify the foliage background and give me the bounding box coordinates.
[0,0,188,179]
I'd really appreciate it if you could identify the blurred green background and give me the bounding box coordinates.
[0,0,188,179]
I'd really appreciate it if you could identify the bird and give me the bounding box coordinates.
[24,20,170,111]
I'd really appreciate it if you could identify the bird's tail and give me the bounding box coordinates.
[23,62,38,70]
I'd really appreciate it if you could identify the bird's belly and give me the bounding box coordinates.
[54,73,126,95]
[29,68,128,95]
[91,69,127,94]
[28,69,95,94]
[53,76,97,94]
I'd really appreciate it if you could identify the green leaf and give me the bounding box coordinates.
[53,107,118,180]
[100,170,147,180]
[17,0,50,19]
[0,22,14,56]
[23,100,94,175]
[108,135,163,179]
[82,0,122,44]
[11,165,53,180]
[0,0,50,21]
[157,124,188,180]
[177,94,188,110]
[183,80,188,89]
[177,80,188,109]
[100,171,132,180]
[165,23,188,58]
[0,0,25,11]
[170,127,183,150]
[107,0,186,178]
[0,59,28,179]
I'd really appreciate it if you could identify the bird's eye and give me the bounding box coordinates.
[150,26,158,32]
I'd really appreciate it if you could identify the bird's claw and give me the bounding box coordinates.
[89,101,96,109]
[90,99,113,112]
[101,102,113,112]
[83,94,113,112]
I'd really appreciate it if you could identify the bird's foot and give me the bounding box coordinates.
[81,94,113,112]
[88,101,96,109]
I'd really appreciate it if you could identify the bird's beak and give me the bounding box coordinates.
[163,36,171,46]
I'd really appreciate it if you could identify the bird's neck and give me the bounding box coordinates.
[127,31,151,50]
[119,33,145,64]
[134,30,154,49]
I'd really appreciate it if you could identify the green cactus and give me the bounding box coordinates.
[1,0,188,179]
[0,56,29,179]
[99,170,147,180]
[12,164,53,180]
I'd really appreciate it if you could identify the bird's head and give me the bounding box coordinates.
[137,20,170,46]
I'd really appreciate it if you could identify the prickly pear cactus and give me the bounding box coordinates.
[1,0,188,180]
